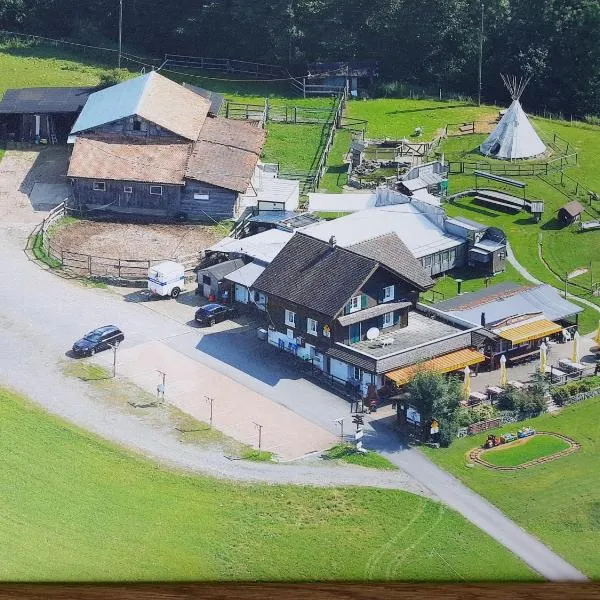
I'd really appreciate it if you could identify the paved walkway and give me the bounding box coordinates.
[507,242,600,315]
[97,340,337,460]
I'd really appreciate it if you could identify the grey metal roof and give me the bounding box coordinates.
[0,87,94,114]
[433,283,582,326]
[182,83,225,115]
[198,258,245,280]
[348,232,434,291]
[224,261,265,287]
[337,301,411,326]
[446,216,487,231]
[247,211,320,229]
[253,233,378,318]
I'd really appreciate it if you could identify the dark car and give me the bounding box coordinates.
[194,303,238,326]
[72,325,124,357]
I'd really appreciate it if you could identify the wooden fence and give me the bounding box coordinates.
[447,153,578,177]
[36,205,201,282]
[163,54,288,78]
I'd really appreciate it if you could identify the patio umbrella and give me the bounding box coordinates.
[594,320,600,346]
[571,331,580,363]
[499,355,508,387]
[539,342,547,374]
[463,366,471,399]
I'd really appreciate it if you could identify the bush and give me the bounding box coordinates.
[458,404,498,427]
[98,69,129,89]
[551,376,600,404]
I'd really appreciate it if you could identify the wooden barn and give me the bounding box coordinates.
[558,200,584,224]
[67,71,266,222]
[0,86,93,144]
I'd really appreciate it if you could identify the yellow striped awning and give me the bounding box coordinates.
[495,319,562,345]
[385,348,486,386]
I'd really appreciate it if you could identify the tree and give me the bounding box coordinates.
[405,370,463,447]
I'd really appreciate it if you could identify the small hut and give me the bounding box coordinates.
[558,201,584,224]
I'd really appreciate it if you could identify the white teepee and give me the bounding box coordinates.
[480,74,546,160]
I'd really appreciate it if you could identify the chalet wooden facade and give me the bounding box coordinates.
[66,71,265,222]
[253,232,485,395]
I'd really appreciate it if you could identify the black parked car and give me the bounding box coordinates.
[194,303,238,326]
[72,325,124,357]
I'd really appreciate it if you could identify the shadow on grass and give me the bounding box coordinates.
[541,217,568,231]
[453,200,504,219]
[385,104,476,116]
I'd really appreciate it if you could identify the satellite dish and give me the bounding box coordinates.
[366,327,380,341]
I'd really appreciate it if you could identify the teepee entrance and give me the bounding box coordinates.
[480,75,546,160]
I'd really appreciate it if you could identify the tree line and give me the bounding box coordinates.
[1,0,599,116]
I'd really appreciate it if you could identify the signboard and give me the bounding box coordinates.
[406,407,421,424]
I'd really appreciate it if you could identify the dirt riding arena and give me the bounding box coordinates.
[51,220,225,260]
[46,220,227,280]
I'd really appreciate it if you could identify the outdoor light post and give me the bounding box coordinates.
[205,396,214,428]
[156,370,166,402]
[253,422,263,450]
[110,343,118,378]
[118,0,123,69]
[334,417,344,443]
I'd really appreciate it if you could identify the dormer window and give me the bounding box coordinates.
[383,285,394,302]
[349,296,361,313]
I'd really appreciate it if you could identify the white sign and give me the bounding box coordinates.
[407,407,421,424]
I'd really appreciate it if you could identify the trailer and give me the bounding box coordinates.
[148,261,185,299]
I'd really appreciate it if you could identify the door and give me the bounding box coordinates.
[235,284,249,304]
[349,323,361,344]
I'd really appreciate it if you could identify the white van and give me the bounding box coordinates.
[148,261,185,299]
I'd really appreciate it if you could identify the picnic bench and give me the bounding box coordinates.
[544,365,567,384]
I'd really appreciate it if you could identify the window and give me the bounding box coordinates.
[499,251,506,260]
[323,324,331,338]
[123,186,132,194]
[382,312,394,328]
[423,255,432,267]
[93,181,105,192]
[349,296,361,313]
[286,328,294,339]
[133,119,142,131]
[442,251,450,263]
[383,285,394,302]
[202,275,211,286]
[449,248,456,262]
[150,186,163,195]
[353,366,361,380]
[194,193,210,201]
[285,309,296,327]
[307,317,318,336]
[434,253,440,264]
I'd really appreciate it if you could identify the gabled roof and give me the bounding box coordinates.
[348,232,434,290]
[185,117,266,193]
[208,229,293,263]
[252,233,379,318]
[0,86,94,114]
[67,136,189,185]
[433,283,582,326]
[559,200,584,217]
[70,71,210,141]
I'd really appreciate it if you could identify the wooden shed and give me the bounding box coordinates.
[558,201,584,224]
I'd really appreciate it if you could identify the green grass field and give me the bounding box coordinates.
[482,435,570,467]
[323,444,398,470]
[0,387,536,581]
[422,396,600,578]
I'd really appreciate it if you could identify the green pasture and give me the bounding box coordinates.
[482,435,570,467]
[0,387,536,581]
[422,396,600,578]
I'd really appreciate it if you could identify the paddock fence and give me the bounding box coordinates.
[34,205,202,283]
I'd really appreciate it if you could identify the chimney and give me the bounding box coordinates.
[480,312,486,326]
[329,235,337,249]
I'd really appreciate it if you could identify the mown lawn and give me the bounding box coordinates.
[323,444,398,470]
[422,396,600,578]
[0,387,536,581]
[346,98,498,140]
[482,435,570,467]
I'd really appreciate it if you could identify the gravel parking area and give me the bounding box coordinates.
[50,220,227,260]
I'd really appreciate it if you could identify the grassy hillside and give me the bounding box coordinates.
[422,396,600,578]
[0,386,536,582]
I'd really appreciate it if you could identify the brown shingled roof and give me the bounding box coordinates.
[185,117,266,193]
[67,136,189,185]
[559,200,584,218]
[348,232,434,291]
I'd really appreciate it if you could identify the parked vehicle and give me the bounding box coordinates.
[194,303,238,326]
[72,325,124,357]
[148,261,185,299]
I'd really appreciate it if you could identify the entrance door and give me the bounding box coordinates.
[235,284,249,304]
[349,323,361,344]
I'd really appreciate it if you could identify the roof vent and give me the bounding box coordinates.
[329,235,337,249]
